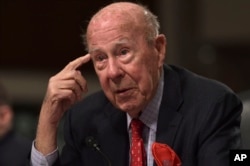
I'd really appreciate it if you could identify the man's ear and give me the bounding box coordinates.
[155,34,167,68]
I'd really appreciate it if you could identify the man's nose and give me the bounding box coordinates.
[107,58,124,82]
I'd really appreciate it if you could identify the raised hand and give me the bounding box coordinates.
[35,54,91,154]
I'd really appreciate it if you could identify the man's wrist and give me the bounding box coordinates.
[31,141,59,166]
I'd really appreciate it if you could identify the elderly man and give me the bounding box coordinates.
[31,2,242,166]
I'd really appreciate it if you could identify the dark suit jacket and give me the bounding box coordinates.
[0,130,32,166]
[58,65,242,166]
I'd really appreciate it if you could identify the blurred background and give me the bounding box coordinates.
[1,0,250,149]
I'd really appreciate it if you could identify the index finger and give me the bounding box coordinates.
[65,54,91,71]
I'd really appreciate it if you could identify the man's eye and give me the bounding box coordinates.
[96,55,106,61]
[120,49,129,55]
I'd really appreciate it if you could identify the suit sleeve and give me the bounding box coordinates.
[197,92,242,166]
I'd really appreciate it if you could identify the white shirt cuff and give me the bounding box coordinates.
[30,141,59,166]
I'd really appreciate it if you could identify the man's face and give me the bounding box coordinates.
[87,17,165,117]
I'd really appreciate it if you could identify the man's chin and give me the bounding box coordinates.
[116,102,143,116]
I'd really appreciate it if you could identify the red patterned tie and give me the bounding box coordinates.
[130,119,146,166]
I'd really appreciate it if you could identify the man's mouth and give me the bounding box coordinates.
[115,88,134,96]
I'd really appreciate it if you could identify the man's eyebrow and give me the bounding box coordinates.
[115,38,130,45]
[88,38,131,54]
[89,48,100,54]
[89,47,104,54]
[112,39,131,49]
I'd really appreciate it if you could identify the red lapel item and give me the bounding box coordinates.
[152,142,181,166]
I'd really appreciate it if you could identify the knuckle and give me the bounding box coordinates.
[68,61,74,66]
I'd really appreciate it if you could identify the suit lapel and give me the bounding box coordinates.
[156,65,183,147]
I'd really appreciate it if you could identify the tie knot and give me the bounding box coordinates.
[131,119,144,135]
